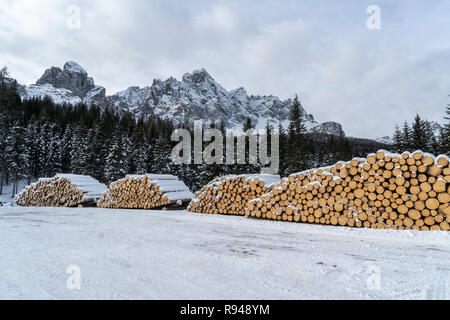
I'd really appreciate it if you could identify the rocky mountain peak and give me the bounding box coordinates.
[63,61,88,75]
[36,61,96,98]
[182,68,213,84]
[309,121,345,136]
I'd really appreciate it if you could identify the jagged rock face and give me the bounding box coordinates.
[16,62,348,136]
[107,68,318,130]
[32,61,106,105]
[37,62,94,98]
[308,121,345,136]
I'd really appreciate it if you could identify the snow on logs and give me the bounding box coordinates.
[187,174,281,215]
[246,151,450,231]
[15,174,107,207]
[97,174,193,209]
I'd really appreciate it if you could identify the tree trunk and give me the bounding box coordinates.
[12,176,17,198]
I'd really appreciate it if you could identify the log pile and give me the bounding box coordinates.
[15,174,107,207]
[97,174,193,209]
[187,174,280,215]
[245,150,450,231]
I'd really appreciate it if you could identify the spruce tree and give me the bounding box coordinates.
[423,120,436,153]
[440,102,450,155]
[39,122,54,177]
[46,132,62,177]
[0,66,10,85]
[60,125,74,173]
[287,95,307,173]
[80,128,97,177]
[288,95,306,135]
[235,117,258,174]
[278,123,288,176]
[401,121,412,152]
[0,113,7,194]
[92,124,108,181]
[25,121,41,182]
[70,125,88,174]
[411,114,428,151]
[152,134,174,175]
[5,124,29,197]
[104,132,127,183]
[392,124,402,153]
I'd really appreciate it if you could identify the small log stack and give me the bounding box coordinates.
[15,174,107,207]
[97,174,193,209]
[245,150,450,231]
[187,174,281,215]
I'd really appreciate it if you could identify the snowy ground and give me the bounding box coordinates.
[0,206,449,300]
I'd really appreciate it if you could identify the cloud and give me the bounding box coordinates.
[0,0,449,138]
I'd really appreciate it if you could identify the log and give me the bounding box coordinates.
[187,174,280,216]
[97,174,193,209]
[15,174,107,207]
[243,150,448,232]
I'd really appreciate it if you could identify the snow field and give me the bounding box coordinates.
[0,206,449,299]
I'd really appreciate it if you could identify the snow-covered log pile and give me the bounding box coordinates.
[188,174,281,215]
[15,174,107,207]
[246,151,450,231]
[97,174,193,209]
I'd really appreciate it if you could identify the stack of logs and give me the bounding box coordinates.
[97,174,193,209]
[188,174,280,215]
[15,174,107,207]
[245,151,449,231]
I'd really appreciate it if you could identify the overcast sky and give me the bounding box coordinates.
[1,0,449,138]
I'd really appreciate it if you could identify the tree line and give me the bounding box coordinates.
[391,111,449,156]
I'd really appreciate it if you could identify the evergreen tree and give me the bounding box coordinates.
[104,132,127,183]
[152,135,174,175]
[60,125,74,173]
[287,95,307,173]
[202,122,226,180]
[5,124,29,196]
[423,120,436,153]
[392,124,402,153]
[0,66,10,85]
[288,95,306,135]
[91,124,108,181]
[401,121,413,152]
[0,113,8,194]
[70,125,88,174]
[337,136,352,161]
[46,131,62,177]
[80,128,97,176]
[411,114,428,151]
[278,123,288,176]
[234,117,258,174]
[440,102,450,155]
[39,122,52,177]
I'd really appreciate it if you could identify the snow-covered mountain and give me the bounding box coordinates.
[308,121,345,136]
[18,61,106,106]
[15,61,345,135]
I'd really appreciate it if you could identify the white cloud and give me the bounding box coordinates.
[0,0,449,138]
